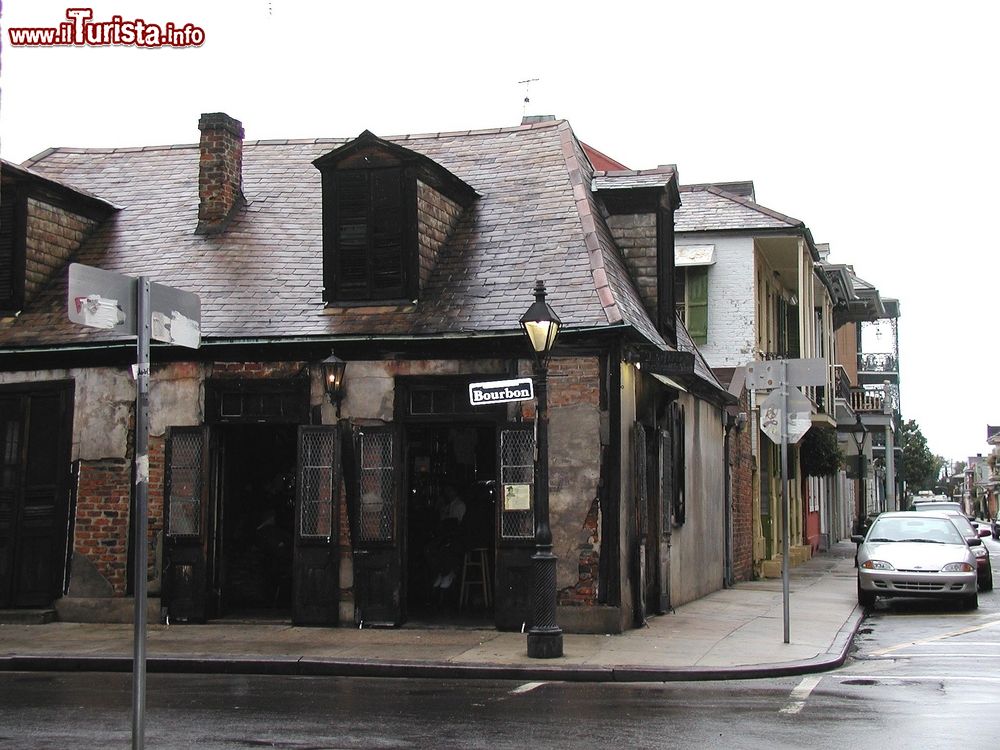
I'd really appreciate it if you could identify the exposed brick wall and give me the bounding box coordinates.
[209,361,306,379]
[197,112,243,233]
[730,391,754,582]
[607,213,657,319]
[416,181,464,290]
[24,198,98,305]
[148,434,165,573]
[559,494,600,606]
[75,459,131,595]
[520,356,603,604]
[520,356,602,419]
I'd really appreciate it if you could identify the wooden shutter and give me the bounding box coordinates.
[786,303,800,359]
[686,267,709,345]
[0,184,24,313]
[369,169,404,298]
[330,168,406,301]
[334,171,370,299]
[671,402,686,526]
[659,428,673,533]
[633,423,648,538]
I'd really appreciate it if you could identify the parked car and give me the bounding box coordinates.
[927,511,993,592]
[909,500,966,515]
[852,511,980,610]
[993,513,1000,540]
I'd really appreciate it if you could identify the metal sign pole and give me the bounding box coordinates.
[131,277,150,750]
[780,359,791,645]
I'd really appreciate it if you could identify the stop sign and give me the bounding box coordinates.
[760,386,813,444]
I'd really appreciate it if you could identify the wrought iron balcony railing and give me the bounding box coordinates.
[858,352,898,374]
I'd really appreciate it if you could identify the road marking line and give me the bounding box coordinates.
[870,617,1000,657]
[779,675,822,714]
[510,682,546,695]
[839,674,1000,683]
[880,653,1000,658]
[892,641,1000,647]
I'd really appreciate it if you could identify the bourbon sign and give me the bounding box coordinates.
[469,377,534,405]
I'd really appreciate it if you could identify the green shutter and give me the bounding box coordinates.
[686,267,709,345]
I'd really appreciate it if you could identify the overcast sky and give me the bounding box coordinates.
[3,0,997,463]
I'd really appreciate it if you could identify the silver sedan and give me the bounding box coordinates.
[852,511,980,609]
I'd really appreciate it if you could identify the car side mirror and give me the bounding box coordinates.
[850,535,865,544]
[968,537,983,546]
[979,528,991,538]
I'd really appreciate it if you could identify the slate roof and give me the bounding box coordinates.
[1,119,666,349]
[675,185,804,233]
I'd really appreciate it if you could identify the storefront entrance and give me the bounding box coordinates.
[164,377,339,625]
[216,424,296,618]
[403,424,497,625]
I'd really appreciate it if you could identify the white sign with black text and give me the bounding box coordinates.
[469,377,535,405]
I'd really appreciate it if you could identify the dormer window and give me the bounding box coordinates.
[330,166,411,301]
[0,161,114,316]
[314,131,478,306]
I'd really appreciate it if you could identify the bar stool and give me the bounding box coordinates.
[459,547,491,610]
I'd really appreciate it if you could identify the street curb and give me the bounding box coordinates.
[0,606,866,683]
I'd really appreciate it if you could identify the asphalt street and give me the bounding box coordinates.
[1,537,997,749]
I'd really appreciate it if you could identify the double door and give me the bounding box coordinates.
[164,419,539,630]
[0,382,74,609]
[163,424,341,625]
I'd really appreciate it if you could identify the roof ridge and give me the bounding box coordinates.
[23,120,570,166]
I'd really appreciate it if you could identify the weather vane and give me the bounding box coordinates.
[519,78,539,117]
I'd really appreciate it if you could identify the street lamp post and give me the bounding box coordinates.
[852,415,868,535]
[519,280,563,659]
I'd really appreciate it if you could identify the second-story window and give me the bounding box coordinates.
[329,167,409,302]
[674,266,708,345]
[0,181,25,314]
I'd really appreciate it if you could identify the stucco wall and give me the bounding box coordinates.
[668,393,726,606]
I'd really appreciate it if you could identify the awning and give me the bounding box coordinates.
[675,244,716,267]
[651,372,689,392]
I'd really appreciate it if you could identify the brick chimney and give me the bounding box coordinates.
[196,112,244,234]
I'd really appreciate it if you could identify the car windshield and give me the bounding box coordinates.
[944,515,975,536]
[867,516,965,544]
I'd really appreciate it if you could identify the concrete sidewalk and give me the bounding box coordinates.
[0,542,863,682]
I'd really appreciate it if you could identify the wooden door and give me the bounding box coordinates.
[344,424,402,627]
[493,423,535,631]
[0,383,73,608]
[292,425,341,625]
[163,426,209,623]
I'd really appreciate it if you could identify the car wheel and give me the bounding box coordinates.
[857,581,876,608]
[981,570,994,592]
[964,593,979,610]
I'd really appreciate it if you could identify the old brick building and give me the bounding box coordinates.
[0,114,734,633]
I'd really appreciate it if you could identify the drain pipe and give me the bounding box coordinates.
[723,410,734,587]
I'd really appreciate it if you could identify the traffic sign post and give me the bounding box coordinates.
[753,358,819,645]
[68,264,200,750]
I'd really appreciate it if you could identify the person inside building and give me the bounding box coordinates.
[425,485,467,596]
